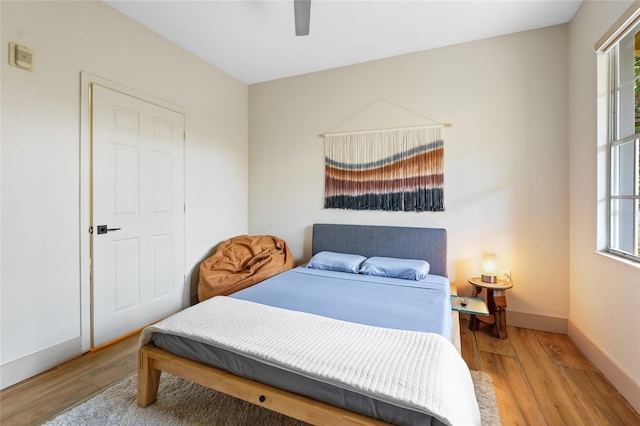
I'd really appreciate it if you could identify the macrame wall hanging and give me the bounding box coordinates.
[321,99,448,212]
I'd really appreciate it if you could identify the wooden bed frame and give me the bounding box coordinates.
[138,224,452,425]
[138,344,388,425]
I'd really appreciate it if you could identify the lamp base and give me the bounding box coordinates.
[481,274,497,283]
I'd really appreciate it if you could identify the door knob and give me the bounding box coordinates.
[96,225,121,235]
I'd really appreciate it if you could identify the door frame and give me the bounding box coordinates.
[79,72,187,352]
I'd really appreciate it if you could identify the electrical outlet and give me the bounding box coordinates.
[501,269,512,283]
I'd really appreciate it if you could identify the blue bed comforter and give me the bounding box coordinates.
[231,266,452,340]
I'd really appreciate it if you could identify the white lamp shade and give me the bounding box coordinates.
[481,253,498,283]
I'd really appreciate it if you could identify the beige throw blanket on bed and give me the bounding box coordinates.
[141,297,481,425]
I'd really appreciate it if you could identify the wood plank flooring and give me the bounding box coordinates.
[0,334,139,426]
[1,319,638,425]
[460,318,640,425]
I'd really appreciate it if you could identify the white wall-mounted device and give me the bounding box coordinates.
[8,42,34,72]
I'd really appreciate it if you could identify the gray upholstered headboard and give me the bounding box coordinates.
[311,224,448,277]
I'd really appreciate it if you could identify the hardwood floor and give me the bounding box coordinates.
[460,317,640,425]
[0,334,139,426]
[1,319,638,425]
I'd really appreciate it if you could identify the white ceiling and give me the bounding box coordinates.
[105,0,582,84]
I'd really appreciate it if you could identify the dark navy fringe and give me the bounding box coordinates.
[325,189,444,212]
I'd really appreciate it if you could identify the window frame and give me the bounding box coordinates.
[607,40,640,263]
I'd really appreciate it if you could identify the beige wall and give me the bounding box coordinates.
[249,25,570,327]
[1,0,248,388]
[568,0,640,412]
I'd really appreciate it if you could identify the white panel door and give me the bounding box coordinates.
[91,84,184,347]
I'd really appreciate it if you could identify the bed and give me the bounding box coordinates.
[138,224,479,425]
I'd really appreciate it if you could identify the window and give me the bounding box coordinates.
[609,26,640,262]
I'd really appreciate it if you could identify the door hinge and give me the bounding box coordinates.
[89,226,93,234]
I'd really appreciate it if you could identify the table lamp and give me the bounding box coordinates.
[481,252,498,283]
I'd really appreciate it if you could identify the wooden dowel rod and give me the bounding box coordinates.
[319,123,452,137]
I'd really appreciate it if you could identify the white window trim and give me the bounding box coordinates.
[597,2,640,263]
[595,1,640,53]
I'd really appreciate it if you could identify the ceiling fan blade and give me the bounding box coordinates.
[294,0,311,36]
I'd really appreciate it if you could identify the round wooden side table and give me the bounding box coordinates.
[468,277,513,339]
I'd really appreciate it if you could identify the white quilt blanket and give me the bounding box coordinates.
[140,296,481,426]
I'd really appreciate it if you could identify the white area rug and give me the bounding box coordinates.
[45,371,500,425]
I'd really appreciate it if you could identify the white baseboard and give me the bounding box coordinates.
[507,310,568,334]
[568,320,640,414]
[0,337,82,390]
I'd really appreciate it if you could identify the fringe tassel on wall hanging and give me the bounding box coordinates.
[324,126,445,212]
